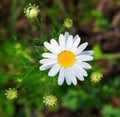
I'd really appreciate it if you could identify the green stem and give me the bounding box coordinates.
[35,17,47,40]
[10,0,16,34]
[101,53,120,60]
[21,51,35,63]
[51,78,54,94]
[56,26,65,37]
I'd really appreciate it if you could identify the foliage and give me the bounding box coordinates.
[0,0,120,117]
[91,10,111,29]
[102,105,120,117]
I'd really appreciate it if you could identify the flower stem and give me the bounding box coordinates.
[102,53,120,60]
[10,0,16,34]
[56,26,65,37]
[35,17,47,40]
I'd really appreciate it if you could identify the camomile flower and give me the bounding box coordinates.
[39,32,94,85]
[5,88,18,100]
[91,71,103,83]
[64,18,73,28]
[24,3,39,19]
[43,95,57,107]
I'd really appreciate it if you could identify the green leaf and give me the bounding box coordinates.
[92,44,103,60]
[102,104,120,117]
[91,10,103,19]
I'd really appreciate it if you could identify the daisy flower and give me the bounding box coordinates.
[39,32,94,85]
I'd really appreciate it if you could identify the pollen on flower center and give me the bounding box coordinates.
[57,51,75,68]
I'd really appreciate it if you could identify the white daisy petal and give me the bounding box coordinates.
[76,55,93,61]
[68,68,77,85]
[44,42,50,49]
[74,64,88,77]
[39,59,56,64]
[77,62,92,69]
[44,41,60,54]
[75,42,88,55]
[71,66,84,81]
[71,35,81,52]
[65,69,71,85]
[50,39,61,54]
[66,35,73,50]
[64,32,69,41]
[44,42,54,53]
[80,50,94,55]
[58,67,65,85]
[48,64,61,76]
[39,60,57,71]
[59,34,65,50]
[42,53,57,59]
[39,64,51,71]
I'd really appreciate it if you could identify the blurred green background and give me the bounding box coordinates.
[0,0,120,117]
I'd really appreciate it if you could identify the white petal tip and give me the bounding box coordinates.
[39,66,44,71]
[58,83,63,86]
[39,60,41,63]
[59,34,63,37]
[58,80,64,86]
[85,42,88,45]
[39,60,44,64]
[73,83,77,86]
[50,39,54,44]
[43,42,47,46]
[64,32,69,35]
[80,78,84,81]
[48,73,55,77]
[66,83,71,86]
[91,51,94,54]
[89,66,92,69]
[42,53,45,57]
[91,56,94,60]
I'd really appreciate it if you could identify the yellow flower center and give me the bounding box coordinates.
[57,51,75,68]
